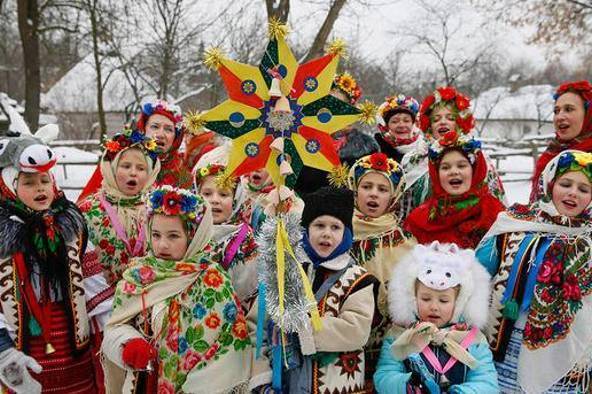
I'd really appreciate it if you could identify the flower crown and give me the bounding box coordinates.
[556,151,592,182]
[332,72,362,104]
[428,133,481,164]
[147,185,205,222]
[418,87,474,136]
[553,80,592,109]
[102,129,159,162]
[141,100,184,131]
[380,94,420,119]
[350,152,403,190]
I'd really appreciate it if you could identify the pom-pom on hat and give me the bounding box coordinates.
[418,86,474,137]
[388,241,491,328]
[301,186,354,232]
[331,72,362,105]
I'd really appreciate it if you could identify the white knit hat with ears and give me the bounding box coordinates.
[388,241,491,329]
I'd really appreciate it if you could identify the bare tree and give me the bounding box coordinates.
[17,0,41,130]
[265,0,290,22]
[395,0,496,87]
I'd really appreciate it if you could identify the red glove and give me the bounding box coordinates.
[121,338,156,369]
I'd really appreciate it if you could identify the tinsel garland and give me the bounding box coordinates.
[255,213,314,333]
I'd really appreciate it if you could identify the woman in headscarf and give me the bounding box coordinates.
[530,80,592,202]
[477,150,592,393]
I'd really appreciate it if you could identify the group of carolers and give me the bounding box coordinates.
[0,74,590,394]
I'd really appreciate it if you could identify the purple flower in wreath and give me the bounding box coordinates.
[130,130,145,144]
[142,103,154,116]
[193,304,207,319]
[149,189,165,209]
[180,194,198,213]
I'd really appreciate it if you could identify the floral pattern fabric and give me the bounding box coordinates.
[113,254,251,392]
[156,152,193,189]
[79,193,146,285]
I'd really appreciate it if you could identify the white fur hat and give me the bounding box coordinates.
[388,241,491,328]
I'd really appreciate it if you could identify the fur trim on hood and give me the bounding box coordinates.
[388,241,491,329]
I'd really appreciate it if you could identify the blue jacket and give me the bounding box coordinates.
[374,336,500,394]
[475,236,500,277]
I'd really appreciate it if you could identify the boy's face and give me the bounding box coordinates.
[416,282,457,328]
[308,215,345,258]
[198,175,234,224]
[356,172,392,218]
[16,172,55,211]
[150,214,188,260]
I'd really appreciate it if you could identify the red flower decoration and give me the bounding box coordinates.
[562,274,582,301]
[162,191,181,215]
[537,260,556,284]
[421,95,435,113]
[438,87,456,101]
[556,80,592,102]
[455,115,474,134]
[232,317,248,340]
[419,114,431,132]
[203,268,224,288]
[205,313,221,329]
[204,343,220,360]
[455,94,470,111]
[439,130,459,147]
[369,152,389,172]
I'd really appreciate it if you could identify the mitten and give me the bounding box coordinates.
[121,338,156,370]
[0,348,42,394]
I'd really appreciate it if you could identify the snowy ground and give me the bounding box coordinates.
[53,146,535,205]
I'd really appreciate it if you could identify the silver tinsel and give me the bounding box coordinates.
[255,212,314,334]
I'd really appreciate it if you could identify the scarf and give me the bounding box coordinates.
[302,228,353,267]
[405,151,504,249]
[0,193,87,288]
[80,149,159,283]
[390,322,483,370]
[530,94,592,202]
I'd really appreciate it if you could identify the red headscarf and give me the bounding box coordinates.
[405,146,504,249]
[530,80,592,202]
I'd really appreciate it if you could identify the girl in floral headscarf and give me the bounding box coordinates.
[405,136,505,249]
[137,99,193,188]
[102,186,251,394]
[476,150,592,393]
[348,152,416,388]
[193,146,258,309]
[79,129,160,292]
[530,80,592,202]
[401,86,506,218]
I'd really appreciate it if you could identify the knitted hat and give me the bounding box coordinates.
[379,94,420,123]
[418,86,474,137]
[301,186,354,232]
[331,72,362,105]
[388,241,491,328]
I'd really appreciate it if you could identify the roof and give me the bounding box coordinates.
[41,53,154,113]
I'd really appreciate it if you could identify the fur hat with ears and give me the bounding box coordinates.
[388,241,491,329]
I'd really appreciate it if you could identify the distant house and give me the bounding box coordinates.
[41,54,156,139]
[473,85,555,140]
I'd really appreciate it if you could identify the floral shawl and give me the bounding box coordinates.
[79,148,159,284]
[481,151,592,393]
[111,253,251,392]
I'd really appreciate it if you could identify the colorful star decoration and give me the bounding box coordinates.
[201,20,364,188]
